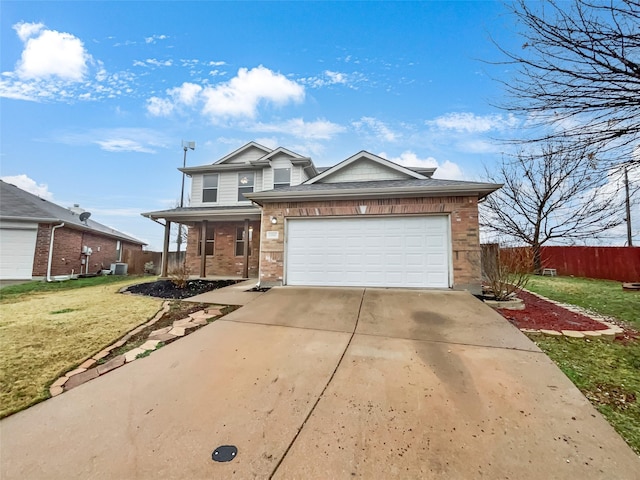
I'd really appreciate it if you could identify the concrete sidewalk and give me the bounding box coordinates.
[184,278,264,306]
[1,288,638,479]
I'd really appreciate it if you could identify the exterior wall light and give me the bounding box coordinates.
[270,216,277,224]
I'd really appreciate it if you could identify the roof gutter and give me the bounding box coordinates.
[46,222,64,282]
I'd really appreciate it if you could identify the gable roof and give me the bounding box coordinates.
[0,180,145,245]
[181,142,318,176]
[214,141,273,164]
[305,151,432,184]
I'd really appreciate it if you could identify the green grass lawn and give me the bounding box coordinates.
[0,276,161,418]
[523,275,640,454]
[525,275,640,328]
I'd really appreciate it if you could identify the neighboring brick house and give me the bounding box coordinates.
[143,142,501,294]
[0,180,145,280]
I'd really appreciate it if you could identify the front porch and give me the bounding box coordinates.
[141,206,261,280]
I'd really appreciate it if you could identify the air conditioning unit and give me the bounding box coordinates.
[110,263,128,275]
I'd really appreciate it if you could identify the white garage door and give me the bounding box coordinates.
[0,226,37,280]
[286,216,450,288]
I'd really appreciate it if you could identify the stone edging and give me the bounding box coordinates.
[48,301,224,397]
[518,289,625,340]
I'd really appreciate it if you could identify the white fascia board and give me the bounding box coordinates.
[305,151,427,184]
[260,147,305,161]
[246,184,502,204]
[142,207,261,222]
[180,164,258,175]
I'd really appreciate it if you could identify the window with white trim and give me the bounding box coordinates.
[273,168,291,188]
[202,174,218,203]
[235,227,252,256]
[237,172,254,201]
[197,224,215,256]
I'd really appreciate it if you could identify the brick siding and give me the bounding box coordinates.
[32,224,143,277]
[258,196,481,291]
[185,220,261,278]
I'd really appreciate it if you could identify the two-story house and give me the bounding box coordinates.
[143,141,502,294]
[143,142,318,279]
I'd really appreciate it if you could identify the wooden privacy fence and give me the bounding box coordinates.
[494,246,640,282]
[122,250,185,275]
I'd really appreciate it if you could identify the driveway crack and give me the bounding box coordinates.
[268,288,366,479]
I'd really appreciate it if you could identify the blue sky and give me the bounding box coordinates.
[0,1,601,250]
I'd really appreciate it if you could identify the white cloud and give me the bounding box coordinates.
[13,22,44,42]
[144,34,168,44]
[168,82,202,105]
[427,112,519,133]
[0,174,54,199]
[145,58,172,67]
[201,66,305,120]
[381,151,464,180]
[208,61,226,66]
[53,127,167,153]
[353,117,398,142]
[146,66,305,121]
[14,22,91,81]
[251,118,345,140]
[146,96,175,116]
[301,70,366,89]
[95,139,156,153]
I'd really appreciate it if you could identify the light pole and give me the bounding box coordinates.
[177,141,195,253]
[624,165,633,247]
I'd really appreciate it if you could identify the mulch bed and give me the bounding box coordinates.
[124,279,239,299]
[498,290,607,331]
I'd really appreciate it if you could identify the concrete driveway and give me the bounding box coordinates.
[1,288,638,479]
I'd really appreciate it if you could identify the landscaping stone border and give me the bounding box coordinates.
[49,302,225,397]
[518,289,625,340]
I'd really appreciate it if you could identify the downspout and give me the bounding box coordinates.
[47,222,65,282]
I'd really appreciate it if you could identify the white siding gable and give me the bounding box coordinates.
[220,146,268,164]
[319,158,412,183]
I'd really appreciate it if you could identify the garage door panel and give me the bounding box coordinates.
[0,227,37,280]
[286,216,450,288]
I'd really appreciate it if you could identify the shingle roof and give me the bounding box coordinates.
[269,178,499,192]
[245,177,503,204]
[0,180,145,245]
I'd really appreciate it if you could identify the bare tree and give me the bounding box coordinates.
[481,143,626,272]
[495,0,640,165]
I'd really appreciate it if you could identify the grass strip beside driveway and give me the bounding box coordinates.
[531,336,640,454]
[523,275,640,455]
[0,277,162,418]
[526,275,640,328]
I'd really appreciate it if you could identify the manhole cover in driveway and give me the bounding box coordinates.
[212,445,237,462]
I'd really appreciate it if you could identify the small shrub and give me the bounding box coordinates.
[168,263,190,289]
[483,245,533,301]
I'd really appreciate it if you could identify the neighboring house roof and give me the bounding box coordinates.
[141,205,261,222]
[304,151,434,184]
[0,180,146,245]
[245,178,502,204]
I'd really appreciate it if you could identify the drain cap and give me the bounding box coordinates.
[212,445,238,462]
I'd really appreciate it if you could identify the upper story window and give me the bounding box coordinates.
[237,172,254,202]
[202,174,219,203]
[273,168,291,188]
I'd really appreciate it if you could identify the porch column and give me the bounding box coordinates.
[161,220,171,277]
[200,220,207,278]
[243,218,250,279]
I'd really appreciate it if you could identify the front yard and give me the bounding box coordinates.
[0,277,162,418]
[522,275,640,454]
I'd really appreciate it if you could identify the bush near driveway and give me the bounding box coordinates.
[523,275,640,455]
[0,277,162,418]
